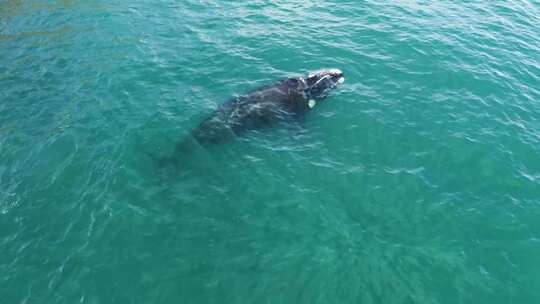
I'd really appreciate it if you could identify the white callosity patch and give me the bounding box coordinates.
[326,68,342,75]
[338,77,345,84]
[309,68,343,78]
[308,99,316,108]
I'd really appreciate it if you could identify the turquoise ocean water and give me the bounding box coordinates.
[2,1,540,303]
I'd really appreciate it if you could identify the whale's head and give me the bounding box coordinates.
[303,68,345,100]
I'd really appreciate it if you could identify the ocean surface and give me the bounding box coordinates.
[1,1,540,303]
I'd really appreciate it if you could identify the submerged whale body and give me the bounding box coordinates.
[178,69,345,151]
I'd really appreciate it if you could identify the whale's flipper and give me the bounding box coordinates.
[145,151,174,169]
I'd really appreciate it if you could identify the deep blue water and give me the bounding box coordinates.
[1,1,540,303]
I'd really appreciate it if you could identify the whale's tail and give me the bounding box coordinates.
[145,151,174,169]
[146,137,199,169]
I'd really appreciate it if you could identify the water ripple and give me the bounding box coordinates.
[1,0,540,303]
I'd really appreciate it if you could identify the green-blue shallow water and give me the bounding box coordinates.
[2,1,540,303]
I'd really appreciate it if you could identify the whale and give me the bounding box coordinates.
[174,69,345,153]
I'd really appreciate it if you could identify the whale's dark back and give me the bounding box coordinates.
[187,78,309,146]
